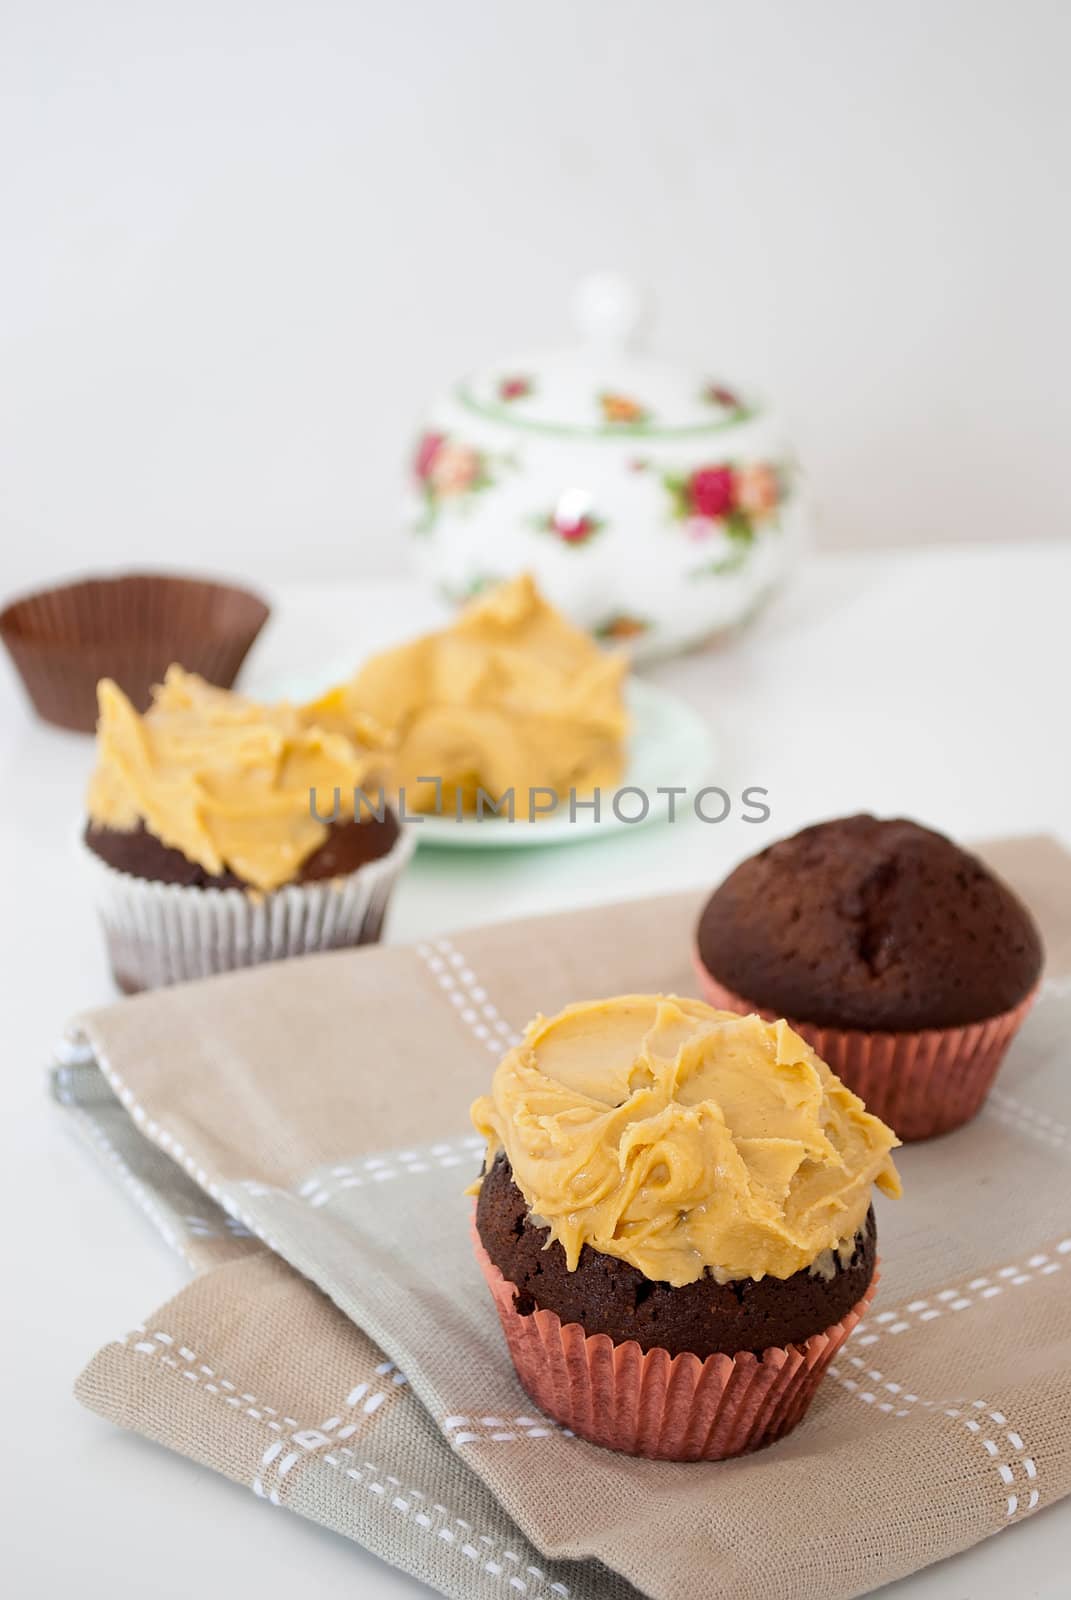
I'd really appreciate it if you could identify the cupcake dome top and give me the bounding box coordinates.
[697,814,1043,1030]
[470,995,900,1288]
[87,667,389,893]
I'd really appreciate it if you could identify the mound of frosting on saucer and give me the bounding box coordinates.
[305,574,629,813]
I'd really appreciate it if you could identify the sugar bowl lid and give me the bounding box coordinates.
[452,273,757,440]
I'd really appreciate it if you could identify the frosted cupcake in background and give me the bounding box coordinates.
[82,667,412,992]
[694,815,1043,1140]
[469,995,900,1460]
[306,573,629,816]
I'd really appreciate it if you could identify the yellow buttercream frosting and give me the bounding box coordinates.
[87,667,389,893]
[305,574,629,813]
[470,995,901,1287]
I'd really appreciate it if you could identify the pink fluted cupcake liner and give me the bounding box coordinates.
[473,1226,877,1461]
[693,951,1038,1141]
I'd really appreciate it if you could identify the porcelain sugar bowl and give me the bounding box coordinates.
[404,275,806,660]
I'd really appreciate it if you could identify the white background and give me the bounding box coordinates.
[2,0,1071,601]
[4,4,1071,1594]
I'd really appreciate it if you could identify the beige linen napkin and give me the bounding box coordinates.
[58,837,1071,1600]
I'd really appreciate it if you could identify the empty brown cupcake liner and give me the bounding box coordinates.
[692,952,1038,1141]
[78,824,415,993]
[0,572,270,732]
[473,1224,877,1461]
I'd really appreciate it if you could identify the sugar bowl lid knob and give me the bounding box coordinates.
[569,271,645,351]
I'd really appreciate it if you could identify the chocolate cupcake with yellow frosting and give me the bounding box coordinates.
[470,995,900,1461]
[82,667,413,992]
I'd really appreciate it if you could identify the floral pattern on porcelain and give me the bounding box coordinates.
[436,573,504,607]
[599,391,651,426]
[664,459,787,547]
[536,489,605,546]
[412,433,510,532]
[594,613,653,642]
[701,382,750,422]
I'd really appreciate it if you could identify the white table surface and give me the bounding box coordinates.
[2,543,1069,1599]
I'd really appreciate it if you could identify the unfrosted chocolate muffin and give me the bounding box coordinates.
[476,1151,876,1358]
[696,815,1042,1032]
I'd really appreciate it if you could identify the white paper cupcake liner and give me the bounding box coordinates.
[79,822,415,992]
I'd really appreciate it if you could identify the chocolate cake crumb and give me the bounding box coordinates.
[84,812,399,890]
[476,1152,876,1357]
